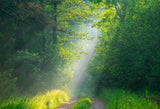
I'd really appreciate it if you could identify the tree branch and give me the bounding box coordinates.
[0,8,31,25]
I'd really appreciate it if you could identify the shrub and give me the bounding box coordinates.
[99,88,159,109]
[0,71,17,98]
[71,98,92,109]
[0,90,70,109]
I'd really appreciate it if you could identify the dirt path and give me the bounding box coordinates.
[55,100,77,109]
[90,98,105,109]
[55,97,105,109]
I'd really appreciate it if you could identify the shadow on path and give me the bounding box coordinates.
[56,97,105,109]
[55,100,78,109]
[90,98,105,109]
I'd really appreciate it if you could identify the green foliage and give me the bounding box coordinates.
[0,90,69,109]
[0,0,92,96]
[74,88,94,98]
[0,71,17,98]
[70,98,92,109]
[86,0,160,92]
[0,97,30,109]
[99,88,158,109]
[89,0,102,4]
[6,50,41,94]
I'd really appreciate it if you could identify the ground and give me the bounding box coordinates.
[90,98,105,109]
[56,97,105,109]
[55,100,78,109]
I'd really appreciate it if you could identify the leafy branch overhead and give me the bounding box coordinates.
[0,0,92,95]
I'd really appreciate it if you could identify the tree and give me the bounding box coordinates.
[0,0,92,96]
[86,0,160,92]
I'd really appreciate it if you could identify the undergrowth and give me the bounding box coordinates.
[99,88,159,109]
[0,90,69,109]
[70,97,92,109]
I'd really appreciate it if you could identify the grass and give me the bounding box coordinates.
[70,97,92,109]
[99,88,159,109]
[0,90,70,109]
[73,88,95,100]
[135,88,160,98]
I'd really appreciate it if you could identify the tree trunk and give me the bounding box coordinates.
[53,2,57,44]
[40,0,46,70]
[40,0,46,51]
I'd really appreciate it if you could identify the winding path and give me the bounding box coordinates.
[90,98,105,109]
[55,97,105,109]
[55,100,77,109]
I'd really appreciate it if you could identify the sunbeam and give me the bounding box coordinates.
[72,22,100,90]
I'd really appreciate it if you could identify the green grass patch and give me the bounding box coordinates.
[0,90,70,109]
[74,88,94,99]
[70,98,92,109]
[135,88,160,98]
[99,88,159,109]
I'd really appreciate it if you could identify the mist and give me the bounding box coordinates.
[72,22,100,90]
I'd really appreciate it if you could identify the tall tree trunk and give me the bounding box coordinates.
[40,0,46,70]
[40,0,46,51]
[53,2,57,44]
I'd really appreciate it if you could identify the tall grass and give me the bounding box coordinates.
[70,98,92,109]
[0,90,70,109]
[99,88,159,109]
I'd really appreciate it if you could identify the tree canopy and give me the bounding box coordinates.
[86,0,160,93]
[0,0,160,98]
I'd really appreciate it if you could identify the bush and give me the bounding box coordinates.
[99,88,158,109]
[0,90,70,109]
[0,71,17,98]
[7,50,41,93]
[71,98,92,109]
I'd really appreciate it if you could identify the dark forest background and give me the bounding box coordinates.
[0,0,160,99]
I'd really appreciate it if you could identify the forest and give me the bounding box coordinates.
[0,0,160,109]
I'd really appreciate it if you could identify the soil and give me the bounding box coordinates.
[55,100,78,109]
[90,98,106,109]
[55,97,105,109]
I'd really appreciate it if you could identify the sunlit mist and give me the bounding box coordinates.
[72,22,100,90]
